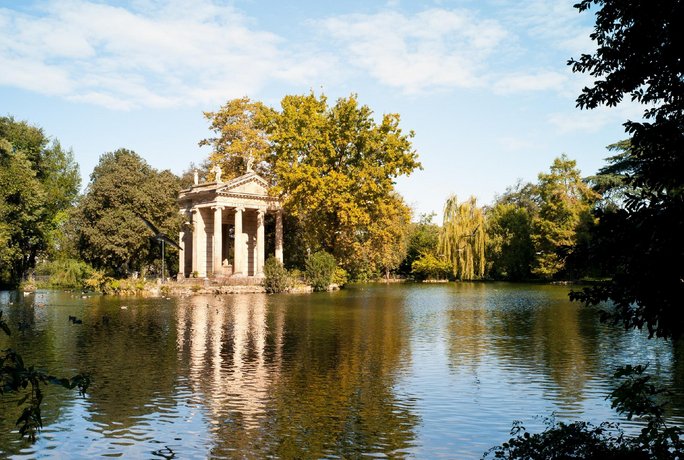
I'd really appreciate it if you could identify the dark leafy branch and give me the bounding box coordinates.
[0,311,90,441]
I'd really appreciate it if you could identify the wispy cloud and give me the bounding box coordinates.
[0,0,602,109]
[493,71,569,94]
[548,100,646,134]
[0,0,329,110]
[319,8,508,94]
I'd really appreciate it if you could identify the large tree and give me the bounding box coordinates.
[531,155,598,280]
[0,117,80,287]
[439,195,486,280]
[486,202,535,281]
[74,149,181,277]
[202,93,420,277]
[569,0,684,339]
[266,94,419,276]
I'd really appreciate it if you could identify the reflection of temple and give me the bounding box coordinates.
[177,295,284,428]
[177,169,282,278]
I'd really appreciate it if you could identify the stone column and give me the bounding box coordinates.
[233,206,244,275]
[212,206,224,275]
[275,209,283,264]
[256,209,265,275]
[191,208,199,276]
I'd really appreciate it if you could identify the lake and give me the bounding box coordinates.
[1,283,683,458]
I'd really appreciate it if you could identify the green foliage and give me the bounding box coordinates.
[486,203,534,280]
[411,253,451,281]
[74,149,182,277]
[204,93,420,276]
[37,258,93,289]
[332,267,349,286]
[263,257,291,293]
[0,311,90,441]
[531,155,598,280]
[399,213,440,276]
[439,195,486,280]
[568,0,684,339]
[82,272,147,295]
[200,97,272,182]
[587,140,638,211]
[0,117,80,287]
[305,251,337,292]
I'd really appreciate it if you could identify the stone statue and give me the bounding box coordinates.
[212,164,222,182]
[246,155,254,172]
[193,169,199,185]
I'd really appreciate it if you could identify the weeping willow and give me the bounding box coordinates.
[439,195,486,280]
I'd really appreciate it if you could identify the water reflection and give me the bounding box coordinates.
[0,285,682,458]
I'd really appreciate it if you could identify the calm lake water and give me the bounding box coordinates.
[1,283,683,458]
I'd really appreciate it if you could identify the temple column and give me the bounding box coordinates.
[212,206,224,275]
[191,208,199,276]
[256,209,265,276]
[275,209,283,264]
[233,206,244,276]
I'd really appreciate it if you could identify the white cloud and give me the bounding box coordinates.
[0,0,610,108]
[548,100,646,134]
[493,71,568,94]
[0,0,328,110]
[319,9,508,93]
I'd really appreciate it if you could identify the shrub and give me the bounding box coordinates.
[289,268,305,285]
[332,267,348,286]
[411,253,451,281]
[37,259,93,289]
[305,251,337,292]
[84,269,113,293]
[263,257,291,293]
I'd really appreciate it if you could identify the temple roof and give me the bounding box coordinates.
[179,171,280,209]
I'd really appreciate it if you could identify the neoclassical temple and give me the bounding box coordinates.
[178,167,282,278]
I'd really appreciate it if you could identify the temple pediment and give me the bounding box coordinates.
[218,172,270,196]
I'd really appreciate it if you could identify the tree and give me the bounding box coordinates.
[353,193,412,280]
[587,140,638,210]
[0,117,80,287]
[439,195,486,280]
[305,251,337,291]
[486,202,534,280]
[200,94,420,278]
[531,155,598,280]
[569,0,684,339]
[200,97,272,182]
[74,149,181,277]
[399,213,441,276]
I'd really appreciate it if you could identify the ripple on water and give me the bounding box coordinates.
[1,285,682,458]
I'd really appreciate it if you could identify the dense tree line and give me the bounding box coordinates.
[0,116,80,288]
[403,154,599,282]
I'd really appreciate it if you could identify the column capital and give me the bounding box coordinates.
[211,205,225,211]
[234,206,245,213]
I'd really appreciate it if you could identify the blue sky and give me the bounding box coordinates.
[0,0,642,218]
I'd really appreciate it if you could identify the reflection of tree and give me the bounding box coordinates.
[71,295,180,431]
[176,288,418,457]
[262,290,418,458]
[446,284,602,406]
